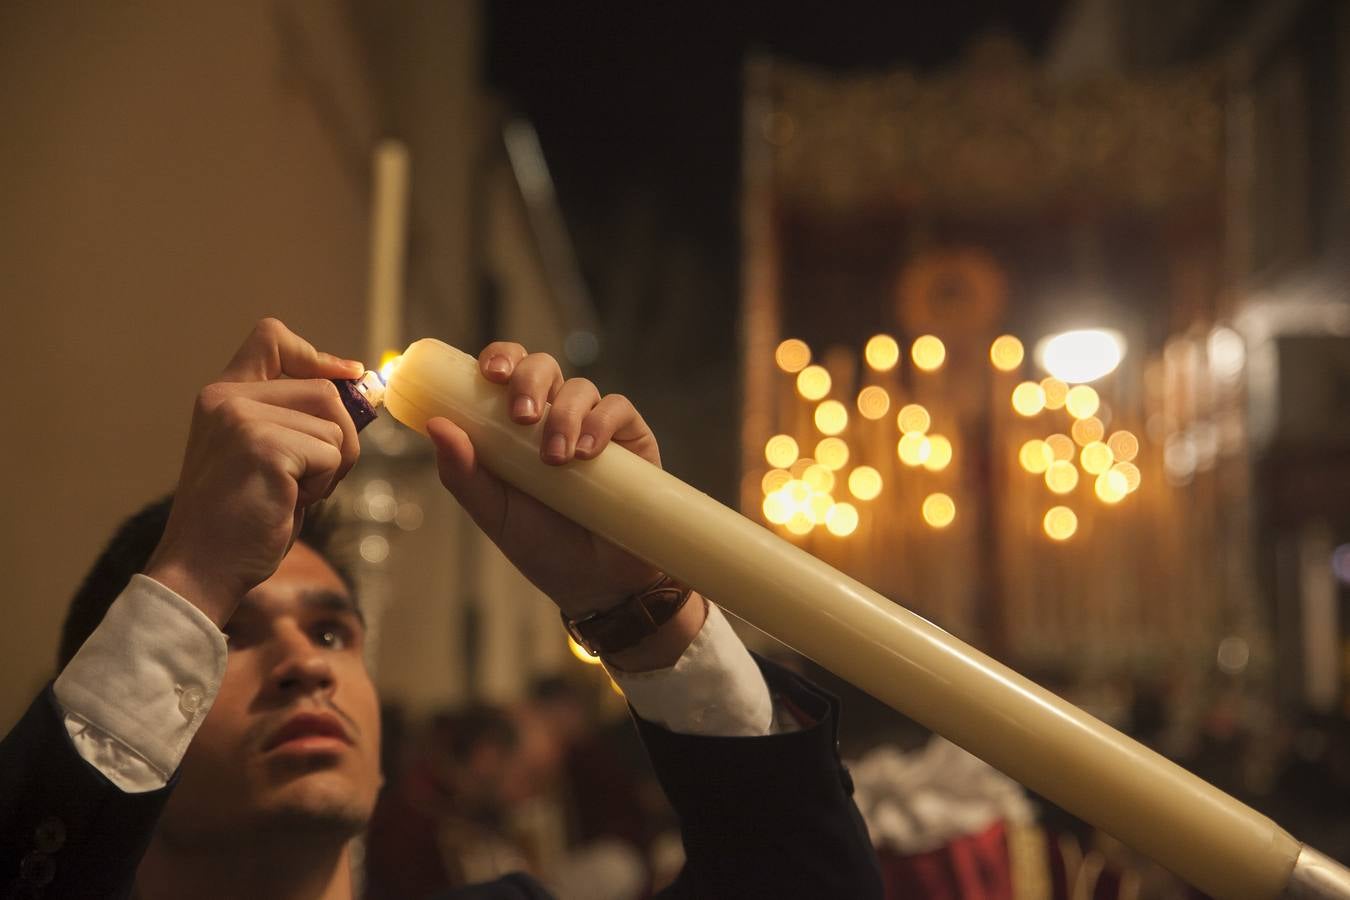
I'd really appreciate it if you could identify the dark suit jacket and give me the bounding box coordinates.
[2,659,882,899]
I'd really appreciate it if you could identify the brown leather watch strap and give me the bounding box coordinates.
[562,574,693,658]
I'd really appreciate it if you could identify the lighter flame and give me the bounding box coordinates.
[378,351,403,384]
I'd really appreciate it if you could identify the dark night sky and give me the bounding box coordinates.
[484,2,1067,494]
[486,2,1066,279]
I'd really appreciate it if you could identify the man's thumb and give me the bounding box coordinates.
[426,417,505,534]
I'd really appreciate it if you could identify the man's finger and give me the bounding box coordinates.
[221,318,363,383]
[541,378,602,464]
[575,394,636,459]
[222,396,345,450]
[267,428,345,508]
[506,353,565,425]
[478,342,530,383]
[590,394,661,467]
[426,417,508,540]
[212,379,361,480]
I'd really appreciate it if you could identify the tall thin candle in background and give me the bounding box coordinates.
[366,140,410,367]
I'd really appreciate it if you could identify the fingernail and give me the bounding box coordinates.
[576,434,596,455]
[486,355,511,376]
[512,395,537,420]
[546,433,567,460]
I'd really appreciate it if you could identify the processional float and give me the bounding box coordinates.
[372,338,1350,899]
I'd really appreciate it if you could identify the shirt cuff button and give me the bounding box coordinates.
[178,684,205,718]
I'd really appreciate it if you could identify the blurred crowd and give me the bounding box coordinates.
[361,658,1350,900]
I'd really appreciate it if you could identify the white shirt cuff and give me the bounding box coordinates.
[608,601,773,737]
[54,573,227,791]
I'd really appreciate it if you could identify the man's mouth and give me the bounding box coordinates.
[263,712,354,753]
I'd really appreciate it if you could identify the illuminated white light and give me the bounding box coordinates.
[1208,326,1245,381]
[1333,544,1350,585]
[1216,636,1249,675]
[395,501,424,531]
[359,533,390,564]
[1035,329,1125,384]
[1164,434,1197,485]
[367,494,397,522]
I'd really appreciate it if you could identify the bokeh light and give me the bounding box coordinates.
[762,491,792,524]
[814,400,848,435]
[1065,384,1101,419]
[796,365,832,401]
[923,435,953,471]
[1043,506,1078,541]
[922,493,956,528]
[1080,441,1114,475]
[848,466,883,501]
[360,533,390,563]
[1071,416,1105,446]
[990,335,1025,372]
[896,403,931,434]
[764,434,799,468]
[814,437,850,470]
[786,512,814,535]
[1112,461,1142,493]
[775,338,811,373]
[1019,439,1053,474]
[1040,377,1069,410]
[760,468,791,495]
[1012,381,1046,416]
[802,464,835,494]
[825,503,859,537]
[1208,326,1246,380]
[1095,469,1129,504]
[1036,329,1125,384]
[898,433,933,467]
[1045,433,1075,461]
[911,335,946,371]
[1045,460,1080,494]
[857,385,891,420]
[1107,430,1139,463]
[807,493,833,524]
[864,335,901,371]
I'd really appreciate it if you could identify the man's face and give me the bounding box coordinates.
[155,542,382,847]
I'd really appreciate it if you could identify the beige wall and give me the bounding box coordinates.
[0,2,380,729]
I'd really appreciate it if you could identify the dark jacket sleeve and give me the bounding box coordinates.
[1,684,175,899]
[639,656,884,900]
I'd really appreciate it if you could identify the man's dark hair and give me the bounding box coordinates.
[58,496,354,669]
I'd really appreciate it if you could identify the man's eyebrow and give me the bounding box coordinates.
[301,590,366,627]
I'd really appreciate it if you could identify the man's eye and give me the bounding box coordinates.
[312,623,350,650]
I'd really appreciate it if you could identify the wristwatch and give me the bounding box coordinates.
[562,573,693,658]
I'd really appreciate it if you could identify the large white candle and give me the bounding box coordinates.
[365,141,410,366]
[385,338,1307,900]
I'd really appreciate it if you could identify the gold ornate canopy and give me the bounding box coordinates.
[753,37,1223,217]
[740,39,1234,665]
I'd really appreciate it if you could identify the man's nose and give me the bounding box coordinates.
[268,625,336,698]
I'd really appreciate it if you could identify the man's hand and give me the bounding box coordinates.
[144,318,365,627]
[427,343,705,671]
